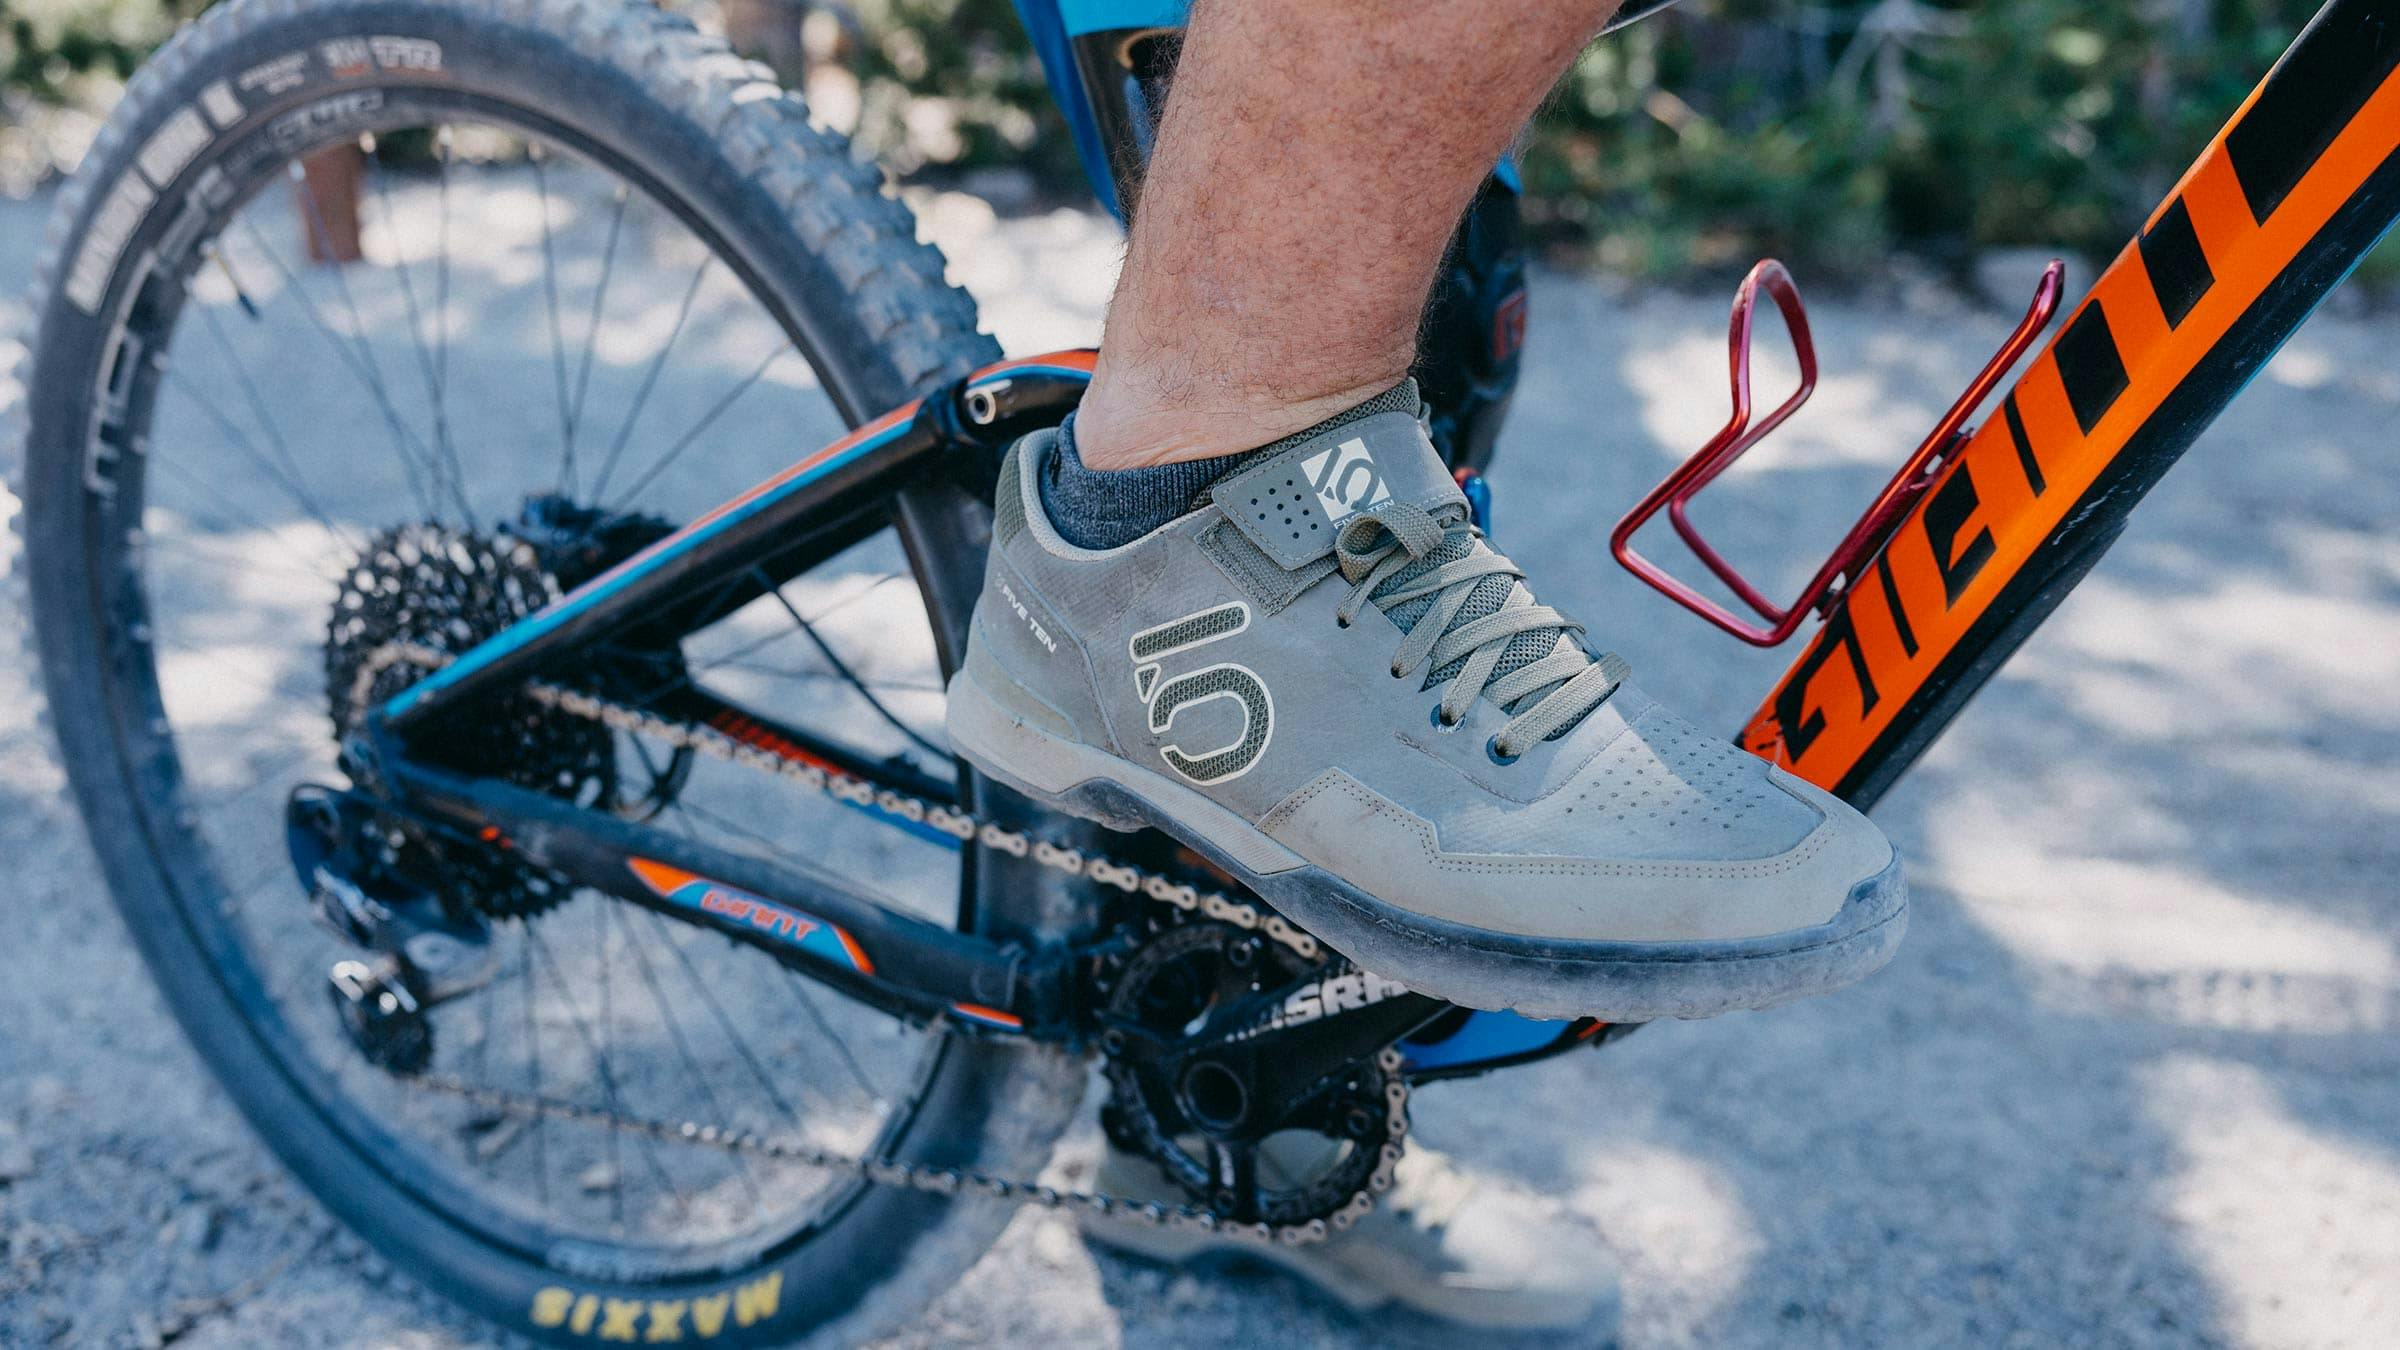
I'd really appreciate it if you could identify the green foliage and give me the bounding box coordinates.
[3,0,210,185]
[4,0,201,102]
[837,0,1083,188]
[1518,0,2330,279]
[821,0,2338,282]
[0,0,2361,282]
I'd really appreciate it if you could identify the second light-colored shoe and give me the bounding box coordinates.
[947,393,1905,1019]
[1081,1141,1619,1333]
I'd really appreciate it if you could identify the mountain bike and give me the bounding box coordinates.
[10,0,2396,1341]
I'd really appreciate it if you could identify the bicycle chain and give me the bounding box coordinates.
[348,643,1402,1248]
[349,645,1321,961]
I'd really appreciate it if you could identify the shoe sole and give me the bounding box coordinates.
[1079,1216,1615,1331]
[948,667,1908,1021]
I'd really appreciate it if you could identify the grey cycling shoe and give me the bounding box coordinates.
[947,399,1905,1019]
[1082,1140,1619,1333]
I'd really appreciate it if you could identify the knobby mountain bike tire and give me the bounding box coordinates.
[9,0,1094,1342]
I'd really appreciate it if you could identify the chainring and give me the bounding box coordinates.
[326,523,612,918]
[1098,915,1405,1227]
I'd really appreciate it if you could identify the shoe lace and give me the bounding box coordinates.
[1332,500,1629,759]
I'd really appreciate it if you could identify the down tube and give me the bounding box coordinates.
[1741,0,2400,809]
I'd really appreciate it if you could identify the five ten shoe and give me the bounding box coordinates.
[947,387,1907,1020]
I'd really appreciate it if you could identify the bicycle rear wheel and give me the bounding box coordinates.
[10,0,1090,1342]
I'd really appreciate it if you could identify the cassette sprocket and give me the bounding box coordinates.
[326,523,608,918]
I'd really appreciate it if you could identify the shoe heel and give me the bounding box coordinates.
[945,657,1150,832]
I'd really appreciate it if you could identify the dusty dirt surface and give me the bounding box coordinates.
[3,184,2396,1348]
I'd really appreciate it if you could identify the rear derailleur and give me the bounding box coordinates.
[288,785,513,1076]
[304,496,704,1073]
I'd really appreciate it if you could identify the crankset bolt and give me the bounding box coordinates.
[1178,1061,1250,1132]
[1225,937,1258,969]
[1101,1028,1128,1055]
[1344,1105,1377,1137]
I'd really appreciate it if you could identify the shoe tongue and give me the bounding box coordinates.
[1207,406,1467,569]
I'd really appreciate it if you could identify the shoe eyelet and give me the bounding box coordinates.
[1429,706,1458,732]
[1390,665,1407,680]
[1485,736,1520,766]
[1335,615,1351,629]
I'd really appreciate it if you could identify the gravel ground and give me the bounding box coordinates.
[2,182,2396,1349]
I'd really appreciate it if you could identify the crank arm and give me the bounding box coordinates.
[383,759,1070,1035]
[1165,966,1452,1139]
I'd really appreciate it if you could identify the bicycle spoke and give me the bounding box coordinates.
[760,573,946,760]
[639,909,802,1125]
[433,127,457,482]
[671,796,879,888]
[234,211,442,520]
[283,161,457,517]
[610,900,766,1208]
[526,921,691,1221]
[185,303,362,551]
[565,184,631,485]
[589,898,625,1224]
[606,343,796,510]
[602,625,812,711]
[778,973,884,1109]
[590,256,713,502]
[625,735,668,803]
[472,922,500,1104]
[607,569,920,714]
[520,930,550,1204]
[705,660,945,696]
[185,744,329,812]
[530,146,581,497]
[364,139,477,526]
[147,532,345,590]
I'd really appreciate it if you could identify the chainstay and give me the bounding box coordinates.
[353,643,1401,1247]
[352,644,1320,960]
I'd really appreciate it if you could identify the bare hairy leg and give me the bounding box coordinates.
[1074,0,1624,469]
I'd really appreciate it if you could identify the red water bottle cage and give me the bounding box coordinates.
[1609,258,2065,646]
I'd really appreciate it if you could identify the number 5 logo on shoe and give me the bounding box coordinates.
[1302,435,1392,524]
[1129,603,1274,785]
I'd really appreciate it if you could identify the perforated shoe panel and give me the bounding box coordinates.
[1436,700,1819,860]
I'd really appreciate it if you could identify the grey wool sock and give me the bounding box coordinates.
[1038,380,1421,550]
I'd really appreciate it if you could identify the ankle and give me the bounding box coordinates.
[1035,378,1421,552]
[1075,366,1406,471]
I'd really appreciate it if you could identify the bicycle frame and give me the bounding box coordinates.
[1735,0,2400,807]
[368,0,2400,1076]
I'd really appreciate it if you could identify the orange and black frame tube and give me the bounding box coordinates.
[1743,0,2400,809]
